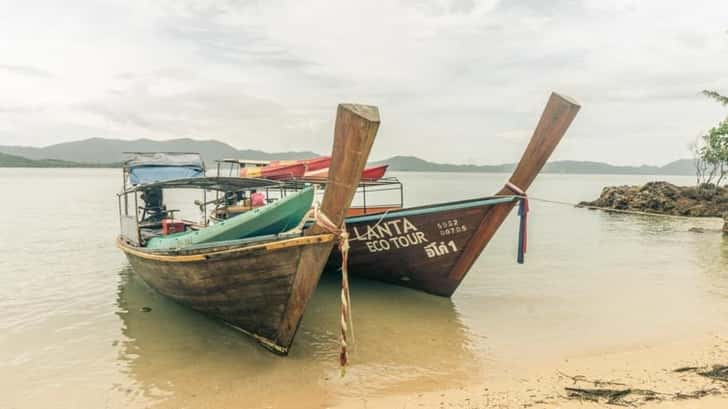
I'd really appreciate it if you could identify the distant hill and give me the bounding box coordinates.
[0,137,319,164]
[542,159,695,175]
[0,152,115,168]
[377,156,512,173]
[376,156,696,176]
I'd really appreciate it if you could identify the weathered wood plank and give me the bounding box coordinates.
[276,104,380,348]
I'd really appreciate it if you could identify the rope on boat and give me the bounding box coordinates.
[499,194,724,220]
[350,208,393,241]
[492,190,724,264]
[312,203,354,375]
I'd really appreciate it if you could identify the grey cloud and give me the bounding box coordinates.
[494,0,585,17]
[450,0,476,14]
[114,72,136,80]
[0,103,45,114]
[73,79,333,151]
[160,12,316,71]
[0,64,54,78]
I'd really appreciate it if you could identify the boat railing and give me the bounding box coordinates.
[117,176,286,245]
[278,176,404,215]
[214,160,405,216]
[117,189,142,246]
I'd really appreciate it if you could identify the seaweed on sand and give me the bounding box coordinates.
[673,364,728,382]
[559,367,728,406]
[564,387,662,406]
[698,365,728,382]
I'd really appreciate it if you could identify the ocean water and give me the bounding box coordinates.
[0,169,726,408]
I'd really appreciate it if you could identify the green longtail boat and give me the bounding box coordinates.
[146,186,315,250]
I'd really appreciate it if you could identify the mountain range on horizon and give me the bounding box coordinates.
[0,137,697,176]
[0,137,319,164]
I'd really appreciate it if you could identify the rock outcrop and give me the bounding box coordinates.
[579,181,728,232]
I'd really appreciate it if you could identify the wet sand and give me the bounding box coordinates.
[336,331,728,408]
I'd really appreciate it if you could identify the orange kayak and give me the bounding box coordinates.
[304,164,388,181]
[270,156,331,172]
[240,163,306,180]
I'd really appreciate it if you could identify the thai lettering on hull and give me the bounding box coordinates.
[424,240,458,258]
[352,217,429,254]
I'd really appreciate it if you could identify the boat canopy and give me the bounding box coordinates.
[123,152,206,185]
[122,176,283,193]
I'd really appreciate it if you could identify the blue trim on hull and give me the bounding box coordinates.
[346,196,519,223]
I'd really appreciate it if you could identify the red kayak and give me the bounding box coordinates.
[305,164,388,181]
[361,164,388,181]
[270,156,331,172]
[239,163,306,180]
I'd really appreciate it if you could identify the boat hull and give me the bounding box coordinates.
[328,196,518,297]
[118,234,334,354]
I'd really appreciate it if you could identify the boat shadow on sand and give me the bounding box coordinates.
[114,265,482,407]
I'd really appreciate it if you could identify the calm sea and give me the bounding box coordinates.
[0,169,726,408]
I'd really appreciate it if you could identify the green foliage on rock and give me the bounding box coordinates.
[695,90,728,186]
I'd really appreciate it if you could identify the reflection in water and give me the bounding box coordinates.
[695,234,728,299]
[115,264,478,408]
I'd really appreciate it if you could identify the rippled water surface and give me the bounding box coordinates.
[1,169,726,408]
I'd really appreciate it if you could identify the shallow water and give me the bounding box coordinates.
[0,169,726,408]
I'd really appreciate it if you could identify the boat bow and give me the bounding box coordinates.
[446,92,581,290]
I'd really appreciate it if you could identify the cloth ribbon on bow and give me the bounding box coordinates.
[505,181,529,264]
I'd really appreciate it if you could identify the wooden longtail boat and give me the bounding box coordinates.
[327,92,580,296]
[117,104,380,354]
[212,93,578,297]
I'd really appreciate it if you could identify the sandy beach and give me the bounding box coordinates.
[336,331,728,408]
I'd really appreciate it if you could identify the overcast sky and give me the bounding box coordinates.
[1,0,727,165]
